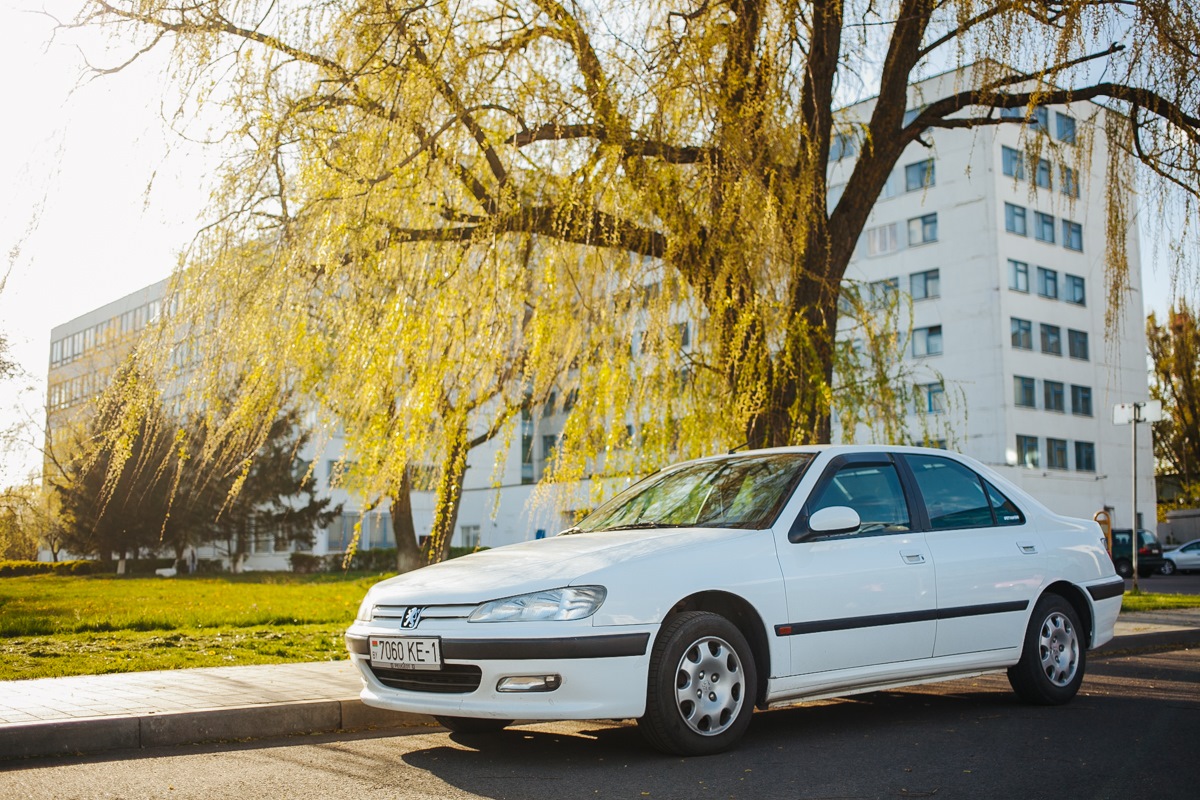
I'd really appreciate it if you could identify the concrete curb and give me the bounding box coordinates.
[0,699,427,761]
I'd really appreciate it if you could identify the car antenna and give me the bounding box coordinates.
[728,440,750,454]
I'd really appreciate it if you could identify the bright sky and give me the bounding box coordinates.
[0,0,1183,487]
[0,0,218,484]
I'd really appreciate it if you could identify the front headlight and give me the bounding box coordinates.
[469,586,607,623]
[355,594,374,622]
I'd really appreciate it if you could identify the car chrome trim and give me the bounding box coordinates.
[441,632,651,660]
[1086,578,1125,602]
[774,601,1029,636]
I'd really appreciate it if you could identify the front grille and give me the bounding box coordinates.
[369,663,483,694]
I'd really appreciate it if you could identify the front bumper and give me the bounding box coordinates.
[345,622,655,720]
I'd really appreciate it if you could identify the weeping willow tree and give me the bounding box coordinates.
[78,1,1200,566]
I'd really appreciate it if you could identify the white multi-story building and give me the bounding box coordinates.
[46,69,1156,564]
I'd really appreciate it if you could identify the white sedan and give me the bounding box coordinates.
[345,445,1123,756]
[1161,539,1200,574]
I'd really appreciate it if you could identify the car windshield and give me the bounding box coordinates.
[574,452,814,533]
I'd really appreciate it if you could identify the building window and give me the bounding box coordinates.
[920,382,946,414]
[1034,212,1056,243]
[866,222,900,256]
[1062,220,1083,251]
[1071,385,1093,417]
[1032,106,1049,133]
[1017,435,1039,468]
[1056,112,1077,144]
[1009,260,1030,292]
[1014,376,1036,408]
[1011,318,1033,350]
[1047,438,1068,470]
[459,525,481,549]
[1044,380,1065,412]
[1037,267,1059,299]
[908,213,938,245]
[1068,329,1089,360]
[905,159,936,191]
[910,269,939,300]
[831,132,857,161]
[913,325,943,357]
[869,277,900,308]
[1005,203,1027,236]
[1065,274,1085,305]
[1061,166,1080,198]
[1002,146,1025,179]
[1041,324,1063,355]
[1075,441,1096,472]
[1035,158,1052,190]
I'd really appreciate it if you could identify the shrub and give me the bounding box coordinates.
[289,552,323,574]
[0,559,98,577]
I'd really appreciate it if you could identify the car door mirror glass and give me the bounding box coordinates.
[809,506,861,536]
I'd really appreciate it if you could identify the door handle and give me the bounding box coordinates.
[900,551,926,564]
[1017,541,1038,554]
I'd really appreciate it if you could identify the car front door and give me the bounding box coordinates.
[1174,541,1200,571]
[901,454,1043,658]
[775,454,936,676]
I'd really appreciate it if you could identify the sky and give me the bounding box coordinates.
[0,0,1185,487]
[0,0,218,485]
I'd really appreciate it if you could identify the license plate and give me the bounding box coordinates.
[369,636,442,670]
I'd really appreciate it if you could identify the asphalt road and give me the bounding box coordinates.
[1129,571,1200,594]
[2,647,1196,800]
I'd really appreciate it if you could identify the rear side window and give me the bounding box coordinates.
[906,455,1025,529]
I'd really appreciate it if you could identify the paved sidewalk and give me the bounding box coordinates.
[2,609,1197,762]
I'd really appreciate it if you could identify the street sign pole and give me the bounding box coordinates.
[1113,400,1163,592]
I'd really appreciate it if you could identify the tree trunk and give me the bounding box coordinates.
[391,467,423,574]
[427,416,470,564]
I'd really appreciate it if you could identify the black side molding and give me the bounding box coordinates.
[1087,578,1126,602]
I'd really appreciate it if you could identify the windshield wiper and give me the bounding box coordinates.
[597,521,687,532]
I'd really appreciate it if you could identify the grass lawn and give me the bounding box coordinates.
[2,573,1197,681]
[0,572,386,680]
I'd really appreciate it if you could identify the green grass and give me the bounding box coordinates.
[0,572,387,680]
[1121,591,1200,613]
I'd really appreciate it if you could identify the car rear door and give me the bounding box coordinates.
[775,453,936,676]
[900,454,1043,658]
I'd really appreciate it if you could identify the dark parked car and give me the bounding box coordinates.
[1110,529,1163,578]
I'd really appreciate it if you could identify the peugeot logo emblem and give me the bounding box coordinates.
[401,606,424,629]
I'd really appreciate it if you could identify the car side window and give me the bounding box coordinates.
[985,481,1025,526]
[806,463,911,534]
[906,455,997,530]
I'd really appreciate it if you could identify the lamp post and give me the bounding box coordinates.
[1113,401,1163,591]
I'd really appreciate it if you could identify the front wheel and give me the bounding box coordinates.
[637,611,757,756]
[1007,594,1085,705]
[434,716,512,734]
[1160,560,1176,576]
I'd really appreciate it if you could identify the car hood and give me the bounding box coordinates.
[365,526,756,606]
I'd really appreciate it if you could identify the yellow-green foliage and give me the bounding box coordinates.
[83,1,1200,559]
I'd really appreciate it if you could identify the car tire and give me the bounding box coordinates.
[1160,560,1176,576]
[637,611,757,757]
[1007,593,1085,705]
[434,716,512,734]
[1113,558,1132,579]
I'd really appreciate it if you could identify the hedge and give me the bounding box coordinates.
[0,560,98,577]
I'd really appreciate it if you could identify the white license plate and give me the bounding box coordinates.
[369,636,442,670]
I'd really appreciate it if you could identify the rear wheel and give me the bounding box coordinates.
[637,611,757,756]
[434,716,512,734]
[1007,593,1085,705]
[1113,558,1132,579]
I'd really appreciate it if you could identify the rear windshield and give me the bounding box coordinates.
[576,453,814,533]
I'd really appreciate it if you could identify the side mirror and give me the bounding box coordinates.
[809,506,861,536]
